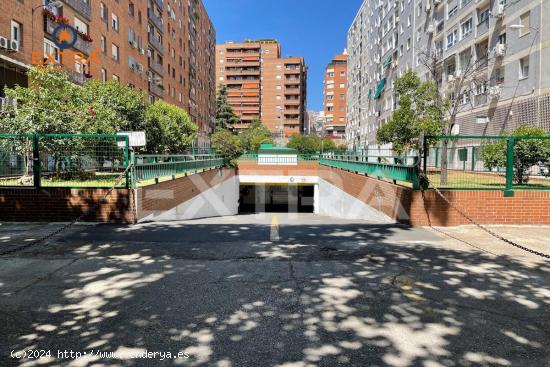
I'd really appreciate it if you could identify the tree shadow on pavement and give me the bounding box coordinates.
[1,221,549,366]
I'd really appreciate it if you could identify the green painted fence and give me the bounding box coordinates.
[320,155,420,189]
[132,154,224,187]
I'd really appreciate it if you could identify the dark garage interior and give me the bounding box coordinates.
[239,184,314,213]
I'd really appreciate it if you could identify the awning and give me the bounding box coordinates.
[373,78,386,99]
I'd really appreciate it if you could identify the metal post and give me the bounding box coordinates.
[504,137,515,197]
[32,134,41,188]
[422,135,428,175]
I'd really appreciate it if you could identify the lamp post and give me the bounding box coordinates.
[508,23,541,127]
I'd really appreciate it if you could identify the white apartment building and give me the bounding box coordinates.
[346,0,550,150]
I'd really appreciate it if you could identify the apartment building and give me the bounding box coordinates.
[346,0,550,150]
[0,0,216,136]
[323,53,348,138]
[216,40,307,136]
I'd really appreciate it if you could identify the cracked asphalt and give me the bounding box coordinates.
[1,214,549,366]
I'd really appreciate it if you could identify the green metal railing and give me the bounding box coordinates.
[424,135,550,194]
[132,153,224,187]
[239,152,321,162]
[320,154,420,189]
[0,133,129,188]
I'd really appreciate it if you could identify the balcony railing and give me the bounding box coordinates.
[62,0,91,21]
[148,9,164,33]
[67,71,87,85]
[149,61,163,76]
[474,93,487,106]
[477,19,489,37]
[45,17,91,54]
[148,33,163,54]
[148,81,164,97]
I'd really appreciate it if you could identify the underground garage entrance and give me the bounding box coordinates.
[239,184,315,213]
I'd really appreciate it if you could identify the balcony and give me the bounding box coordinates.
[62,0,91,21]
[474,93,487,106]
[68,71,88,85]
[148,9,164,33]
[154,0,164,10]
[148,33,163,54]
[476,19,489,37]
[45,17,91,54]
[148,81,164,97]
[149,61,163,76]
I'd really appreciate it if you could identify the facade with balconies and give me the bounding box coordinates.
[347,0,550,150]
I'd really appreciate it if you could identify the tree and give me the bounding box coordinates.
[287,134,337,154]
[417,46,492,184]
[0,67,85,177]
[144,101,197,154]
[82,79,147,134]
[239,120,273,151]
[376,70,440,155]
[215,84,239,130]
[211,129,243,167]
[481,125,550,185]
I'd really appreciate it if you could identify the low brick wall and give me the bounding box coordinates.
[319,165,550,226]
[136,168,236,221]
[411,190,550,226]
[0,187,134,223]
[237,161,319,176]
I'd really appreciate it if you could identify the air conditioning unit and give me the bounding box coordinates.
[132,41,138,48]
[8,40,18,52]
[447,74,455,83]
[455,69,462,78]
[494,43,506,57]
[427,23,435,33]
[146,49,152,57]
[495,4,505,18]
[0,37,7,49]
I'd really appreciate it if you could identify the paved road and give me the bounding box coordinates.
[1,214,549,366]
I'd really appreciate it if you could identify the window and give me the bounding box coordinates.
[340,94,345,99]
[101,68,107,82]
[479,8,489,23]
[128,2,135,17]
[128,29,135,45]
[129,56,136,70]
[498,32,507,45]
[74,17,88,34]
[328,72,334,77]
[112,75,119,81]
[111,43,119,61]
[476,116,488,124]
[43,39,60,62]
[11,21,22,47]
[112,13,119,31]
[100,35,106,53]
[461,18,472,39]
[519,12,530,37]
[326,95,334,100]
[447,29,458,48]
[448,5,458,19]
[519,56,529,79]
[100,3,107,21]
[407,15,411,27]
[406,38,411,50]
[327,106,334,112]
[276,75,282,80]
[340,71,345,76]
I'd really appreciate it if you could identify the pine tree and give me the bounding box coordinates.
[215,84,240,130]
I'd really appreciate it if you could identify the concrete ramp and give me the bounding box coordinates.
[136,169,238,222]
[317,178,394,223]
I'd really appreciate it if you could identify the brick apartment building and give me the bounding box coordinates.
[215,40,307,136]
[0,0,216,136]
[323,53,347,138]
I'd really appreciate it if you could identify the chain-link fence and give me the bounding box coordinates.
[0,134,130,188]
[424,135,550,190]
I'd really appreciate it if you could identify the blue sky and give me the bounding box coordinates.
[203,0,364,112]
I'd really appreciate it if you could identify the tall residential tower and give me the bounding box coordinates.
[216,40,307,136]
[323,53,348,139]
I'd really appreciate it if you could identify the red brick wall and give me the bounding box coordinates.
[0,188,133,223]
[319,165,550,226]
[136,168,235,220]
[237,161,319,176]
[410,190,550,226]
